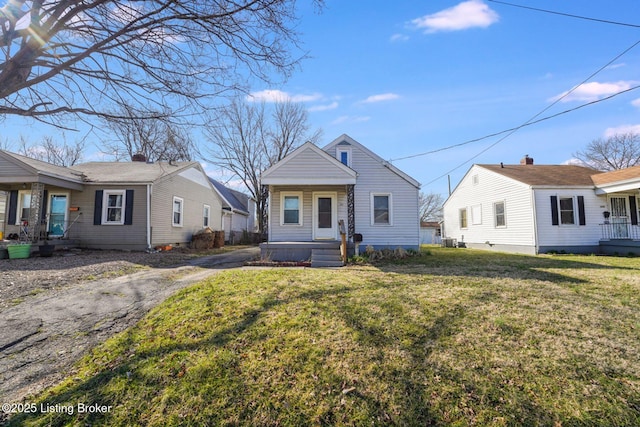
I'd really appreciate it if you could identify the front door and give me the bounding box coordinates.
[610,196,629,239]
[313,192,337,240]
[48,194,68,237]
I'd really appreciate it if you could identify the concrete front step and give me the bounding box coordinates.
[311,248,343,268]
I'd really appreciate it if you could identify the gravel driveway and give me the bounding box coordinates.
[0,247,259,406]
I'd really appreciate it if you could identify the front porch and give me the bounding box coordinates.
[259,241,352,266]
[599,222,640,255]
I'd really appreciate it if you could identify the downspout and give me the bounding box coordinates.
[146,184,152,251]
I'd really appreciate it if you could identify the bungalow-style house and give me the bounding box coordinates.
[0,150,223,251]
[443,155,640,255]
[209,178,257,244]
[260,134,421,265]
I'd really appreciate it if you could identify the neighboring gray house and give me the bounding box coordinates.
[0,150,223,251]
[209,178,257,243]
[443,156,640,255]
[260,134,421,264]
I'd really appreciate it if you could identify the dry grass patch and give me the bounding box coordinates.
[8,248,640,426]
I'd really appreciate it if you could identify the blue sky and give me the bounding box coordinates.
[247,0,640,197]
[4,0,640,198]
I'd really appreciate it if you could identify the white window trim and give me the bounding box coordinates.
[337,147,352,167]
[280,191,303,226]
[494,200,506,228]
[557,195,577,226]
[371,193,393,226]
[172,196,184,227]
[203,204,211,228]
[102,190,126,225]
[16,190,32,225]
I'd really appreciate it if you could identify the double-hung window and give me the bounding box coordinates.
[559,197,575,225]
[17,191,32,224]
[371,193,391,225]
[203,204,211,228]
[281,192,302,225]
[459,208,468,229]
[173,196,184,227]
[550,195,585,226]
[103,190,126,225]
[494,201,506,227]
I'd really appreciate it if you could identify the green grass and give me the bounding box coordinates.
[9,247,640,426]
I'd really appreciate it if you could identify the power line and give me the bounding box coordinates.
[391,38,640,164]
[487,0,640,29]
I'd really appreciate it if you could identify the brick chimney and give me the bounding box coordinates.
[520,154,534,165]
[132,153,147,162]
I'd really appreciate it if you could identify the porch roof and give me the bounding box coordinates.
[592,165,640,195]
[261,142,357,185]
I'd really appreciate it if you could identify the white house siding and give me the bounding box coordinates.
[263,147,356,184]
[0,191,5,235]
[151,170,223,247]
[336,144,420,250]
[533,188,604,253]
[71,185,149,250]
[268,185,348,242]
[443,165,537,254]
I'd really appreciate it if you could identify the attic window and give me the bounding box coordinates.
[472,174,479,185]
[337,147,351,167]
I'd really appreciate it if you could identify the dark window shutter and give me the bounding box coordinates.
[577,196,586,226]
[93,190,103,225]
[8,190,18,224]
[124,190,134,225]
[630,196,638,226]
[550,196,559,226]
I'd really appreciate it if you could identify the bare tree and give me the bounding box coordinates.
[573,132,640,171]
[0,0,322,125]
[102,104,194,162]
[205,98,321,233]
[419,192,444,223]
[18,135,85,166]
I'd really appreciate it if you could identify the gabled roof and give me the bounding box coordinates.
[209,178,250,215]
[72,161,197,184]
[478,164,602,186]
[261,141,357,185]
[323,134,421,188]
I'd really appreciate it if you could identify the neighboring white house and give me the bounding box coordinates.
[260,134,421,262]
[443,156,640,255]
[209,178,257,243]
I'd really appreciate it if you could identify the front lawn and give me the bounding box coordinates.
[9,247,640,426]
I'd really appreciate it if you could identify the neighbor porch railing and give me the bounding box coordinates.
[599,222,640,240]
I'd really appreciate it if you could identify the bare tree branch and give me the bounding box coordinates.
[204,97,321,233]
[0,0,322,122]
[573,132,640,171]
[419,192,444,223]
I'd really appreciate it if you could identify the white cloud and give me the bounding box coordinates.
[631,98,640,107]
[603,124,640,138]
[247,89,323,103]
[550,81,636,103]
[308,101,339,112]
[331,116,370,125]
[360,93,400,104]
[390,33,410,42]
[411,0,499,33]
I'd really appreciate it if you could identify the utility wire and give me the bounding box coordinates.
[391,38,640,164]
[487,0,640,29]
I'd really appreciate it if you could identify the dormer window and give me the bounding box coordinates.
[337,147,351,167]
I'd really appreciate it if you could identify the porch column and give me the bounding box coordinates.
[347,184,355,239]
